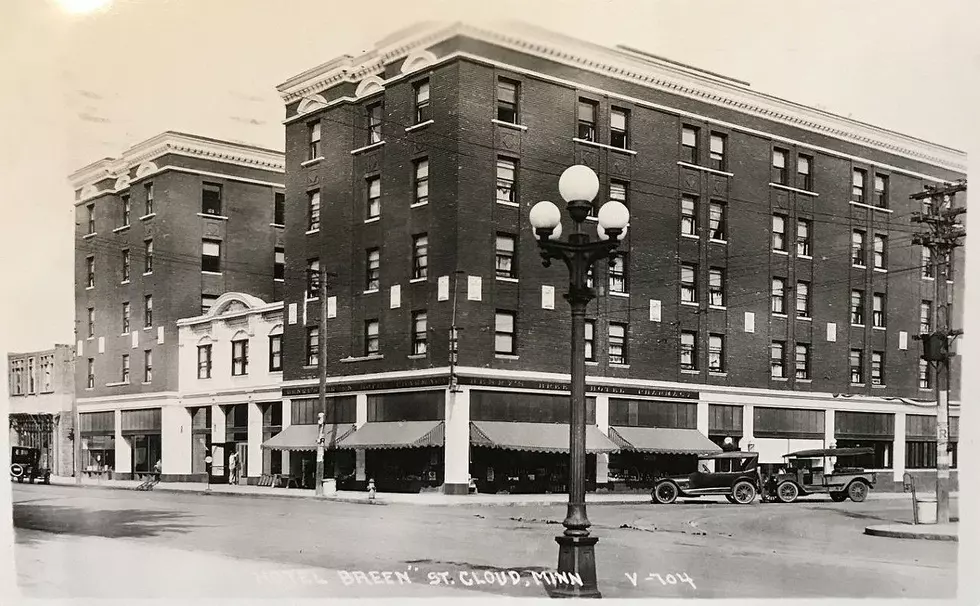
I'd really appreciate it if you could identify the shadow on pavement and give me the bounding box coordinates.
[13,503,197,541]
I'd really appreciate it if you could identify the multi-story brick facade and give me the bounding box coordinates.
[69,132,285,479]
[275,22,964,495]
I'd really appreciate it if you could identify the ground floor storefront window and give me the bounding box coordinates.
[262,402,282,476]
[471,447,596,494]
[190,406,212,475]
[607,452,694,488]
[365,447,442,493]
[82,434,115,471]
[288,450,356,489]
[130,434,161,473]
[834,439,892,469]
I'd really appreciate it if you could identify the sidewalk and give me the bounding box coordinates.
[864,522,959,542]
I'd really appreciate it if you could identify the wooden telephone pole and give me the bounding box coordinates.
[314,266,337,496]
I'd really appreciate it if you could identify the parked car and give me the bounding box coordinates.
[10,446,51,484]
[761,447,877,503]
[651,451,760,505]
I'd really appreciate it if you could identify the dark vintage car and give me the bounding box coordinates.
[761,447,877,503]
[10,446,51,484]
[651,451,760,505]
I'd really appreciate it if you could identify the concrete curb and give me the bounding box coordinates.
[864,524,958,542]
[47,481,389,505]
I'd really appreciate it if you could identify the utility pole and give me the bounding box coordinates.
[911,179,966,525]
[72,339,81,485]
[314,266,337,497]
[448,270,465,393]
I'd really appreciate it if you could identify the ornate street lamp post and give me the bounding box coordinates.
[529,165,630,599]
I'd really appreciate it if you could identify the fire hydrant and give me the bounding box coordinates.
[367,478,376,500]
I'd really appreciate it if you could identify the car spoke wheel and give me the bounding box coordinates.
[653,481,678,504]
[776,482,799,504]
[10,464,23,478]
[732,480,757,504]
[830,491,847,502]
[847,481,868,503]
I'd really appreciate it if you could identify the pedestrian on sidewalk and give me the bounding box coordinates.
[152,459,162,487]
[228,452,239,486]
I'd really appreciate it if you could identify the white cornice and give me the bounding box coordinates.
[278,20,965,172]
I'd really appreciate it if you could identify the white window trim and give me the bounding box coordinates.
[797,315,812,322]
[201,270,223,276]
[305,228,320,235]
[270,223,285,228]
[849,201,894,213]
[709,305,727,311]
[680,301,699,308]
[492,119,529,131]
[874,267,888,273]
[350,141,386,155]
[410,201,429,209]
[872,384,887,389]
[708,371,728,377]
[83,232,97,239]
[852,324,866,328]
[405,119,434,132]
[407,353,428,360]
[681,369,700,375]
[341,354,385,363]
[709,238,728,245]
[364,216,381,224]
[139,213,156,221]
[409,277,427,284]
[105,381,130,387]
[797,378,813,383]
[677,161,734,177]
[301,157,324,167]
[496,200,520,208]
[773,249,789,256]
[197,213,230,220]
[573,137,638,156]
[771,376,789,382]
[798,254,813,260]
[772,312,788,318]
[609,291,630,298]
[496,276,519,283]
[112,225,130,233]
[681,233,699,240]
[120,280,130,285]
[873,325,887,331]
[853,263,867,269]
[609,363,631,369]
[363,289,379,295]
[494,354,520,360]
[585,361,600,367]
[86,286,94,291]
[769,182,820,197]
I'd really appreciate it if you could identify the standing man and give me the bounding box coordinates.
[228,451,238,485]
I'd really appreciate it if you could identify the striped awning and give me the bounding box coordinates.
[469,421,619,454]
[337,421,444,450]
[608,426,722,455]
[261,424,356,451]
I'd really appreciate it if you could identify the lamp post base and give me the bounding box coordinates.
[551,535,601,599]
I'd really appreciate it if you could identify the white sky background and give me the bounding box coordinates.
[0,0,976,352]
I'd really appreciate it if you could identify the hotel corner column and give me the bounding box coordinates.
[114,409,132,475]
[281,399,292,474]
[161,406,191,476]
[740,404,754,452]
[443,385,471,494]
[355,394,368,482]
[211,404,227,476]
[594,394,610,485]
[892,412,907,482]
[247,401,263,479]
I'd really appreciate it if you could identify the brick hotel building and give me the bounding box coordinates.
[276,21,965,495]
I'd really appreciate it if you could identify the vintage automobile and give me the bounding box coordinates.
[651,451,760,505]
[9,446,52,484]
[761,446,877,503]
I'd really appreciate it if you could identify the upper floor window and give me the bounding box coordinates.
[202,183,222,216]
[872,293,886,328]
[610,107,629,149]
[708,268,725,307]
[143,349,152,383]
[871,351,885,385]
[367,102,383,144]
[86,358,95,389]
[201,239,221,273]
[795,344,810,380]
[609,180,628,208]
[144,295,153,327]
[414,80,430,124]
[495,234,516,279]
[851,230,866,266]
[680,331,697,371]
[796,219,811,256]
[365,248,380,291]
[414,158,429,205]
[681,126,698,164]
[496,158,517,204]
[201,294,218,314]
[121,354,130,383]
[772,214,787,251]
[121,249,131,282]
[681,195,697,236]
[144,183,154,215]
[40,355,53,392]
[850,289,865,325]
[680,263,697,303]
[144,239,153,273]
[497,78,519,123]
[269,334,283,371]
[122,302,130,333]
[308,121,321,159]
[584,320,595,362]
[305,327,319,366]
[412,234,428,279]
[494,311,516,355]
[873,234,887,269]
[86,203,95,234]
[771,277,787,315]
[770,341,786,378]
[609,254,627,294]
[852,168,866,203]
[709,133,726,171]
[797,154,813,190]
[308,191,320,231]
[922,247,933,278]
[306,258,320,298]
[919,358,931,389]
[121,195,131,226]
[26,358,36,394]
[231,339,249,376]
[365,319,380,355]
[874,174,889,208]
[796,281,811,317]
[274,192,285,225]
[412,311,428,355]
[609,323,628,365]
[87,307,95,337]
[709,201,727,241]
[86,256,95,287]
[708,334,724,372]
[772,148,787,184]
[920,300,932,334]
[274,247,285,281]
[366,176,381,219]
[577,98,598,142]
[9,359,24,395]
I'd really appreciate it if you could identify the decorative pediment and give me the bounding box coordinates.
[268,323,283,336]
[297,94,329,116]
[135,161,158,178]
[80,185,99,199]
[355,76,386,98]
[400,49,437,74]
[114,175,131,191]
[197,334,215,345]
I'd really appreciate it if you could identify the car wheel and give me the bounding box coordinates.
[732,480,757,504]
[652,481,679,505]
[830,491,847,502]
[847,481,869,503]
[776,481,799,504]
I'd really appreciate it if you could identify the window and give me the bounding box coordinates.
[9,359,24,395]
[367,102,383,143]
[709,201,726,241]
[366,177,381,219]
[796,281,810,317]
[922,247,933,278]
[873,235,886,269]
[202,239,221,273]
[709,133,726,171]
[920,301,932,334]
[197,344,212,379]
[87,358,95,388]
[143,350,152,383]
[144,183,154,215]
[772,149,787,184]
[412,311,427,355]
[231,339,249,376]
[708,334,724,372]
[202,183,222,216]
[365,249,380,291]
[305,327,319,366]
[849,349,864,384]
[87,307,95,337]
[770,341,786,378]
[609,254,627,293]
[121,195,131,226]
[414,80,430,123]
[495,234,516,279]
[274,247,285,280]
[796,219,811,256]
[680,126,699,164]
[269,335,282,371]
[122,302,130,333]
[412,234,428,279]
[609,323,627,364]
[414,158,429,205]
[121,249,130,281]
[872,293,886,328]
[86,256,95,287]
[874,174,889,208]
[795,344,810,379]
[497,78,519,123]
[680,331,697,371]
[144,295,153,327]
[365,320,380,355]
[850,290,864,325]
[584,320,595,362]
[708,268,725,307]
[306,258,320,298]
[852,169,866,203]
[577,98,598,141]
[919,359,931,389]
[308,121,321,159]
[871,351,884,385]
[772,215,787,251]
[201,294,218,314]
[274,192,285,225]
[771,277,787,314]
[27,358,35,394]
[494,311,515,355]
[144,239,153,273]
[610,180,628,208]
[610,108,628,149]
[851,230,866,266]
[40,355,53,392]
[797,154,813,190]
[496,158,516,204]
[681,264,697,303]
[681,196,697,236]
[86,203,95,234]
[308,191,321,231]
[121,354,130,383]
[942,250,953,281]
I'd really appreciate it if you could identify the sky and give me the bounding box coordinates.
[0,0,976,354]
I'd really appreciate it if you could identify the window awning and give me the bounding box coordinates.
[469,421,619,454]
[337,421,444,450]
[260,424,356,451]
[608,426,721,455]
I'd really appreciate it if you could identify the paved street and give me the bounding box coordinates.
[12,484,957,599]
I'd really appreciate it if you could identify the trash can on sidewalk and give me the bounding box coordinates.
[915,497,938,524]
